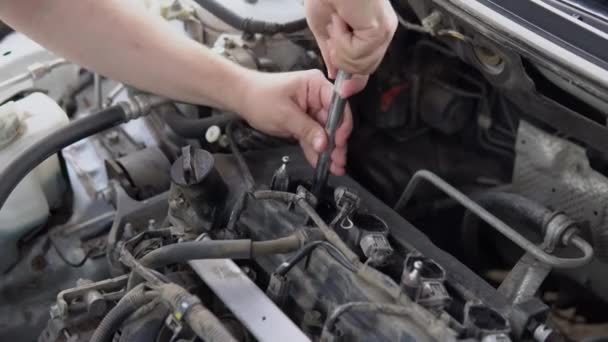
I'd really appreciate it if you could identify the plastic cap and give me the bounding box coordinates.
[205,125,222,143]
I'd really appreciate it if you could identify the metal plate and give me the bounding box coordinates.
[189,259,311,342]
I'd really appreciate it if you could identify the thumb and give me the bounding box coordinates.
[286,105,327,153]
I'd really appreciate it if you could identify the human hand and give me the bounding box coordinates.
[305,0,398,96]
[236,69,353,176]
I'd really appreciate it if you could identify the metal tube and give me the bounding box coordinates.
[94,73,103,110]
[0,58,69,91]
[311,70,352,198]
[103,83,125,108]
[394,170,593,268]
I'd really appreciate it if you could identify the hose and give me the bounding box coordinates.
[164,108,235,138]
[193,0,307,34]
[463,192,552,235]
[160,283,236,342]
[0,105,127,211]
[127,235,304,289]
[460,192,552,270]
[90,285,158,342]
[395,171,593,268]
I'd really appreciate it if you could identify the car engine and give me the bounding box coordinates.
[1,1,607,341]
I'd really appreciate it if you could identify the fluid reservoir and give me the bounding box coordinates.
[0,92,69,271]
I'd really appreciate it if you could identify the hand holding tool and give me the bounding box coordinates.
[311,70,352,199]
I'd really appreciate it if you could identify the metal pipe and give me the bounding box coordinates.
[103,83,125,108]
[311,70,352,198]
[94,73,103,110]
[0,58,70,91]
[394,170,594,268]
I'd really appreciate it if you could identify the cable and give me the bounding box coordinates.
[276,241,357,276]
[193,0,307,34]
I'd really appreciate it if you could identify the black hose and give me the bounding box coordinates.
[194,0,307,34]
[90,286,158,342]
[0,105,127,211]
[465,192,552,229]
[164,109,234,138]
[127,236,303,289]
[461,192,557,268]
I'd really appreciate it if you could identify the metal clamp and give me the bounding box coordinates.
[394,170,594,268]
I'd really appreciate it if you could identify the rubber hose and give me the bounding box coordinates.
[251,234,302,255]
[461,192,553,267]
[194,0,307,34]
[164,110,234,138]
[469,192,552,229]
[160,283,236,342]
[187,305,237,342]
[128,237,303,289]
[0,105,126,211]
[90,286,157,342]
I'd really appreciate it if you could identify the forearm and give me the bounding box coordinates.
[0,0,250,112]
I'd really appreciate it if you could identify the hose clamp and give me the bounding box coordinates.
[119,95,168,121]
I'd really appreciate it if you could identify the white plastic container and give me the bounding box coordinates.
[0,93,69,271]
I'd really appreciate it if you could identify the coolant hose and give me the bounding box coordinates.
[0,105,127,211]
[164,110,235,138]
[127,235,303,289]
[160,283,236,342]
[90,285,158,342]
[194,0,307,34]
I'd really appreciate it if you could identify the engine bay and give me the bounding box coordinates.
[1,1,608,341]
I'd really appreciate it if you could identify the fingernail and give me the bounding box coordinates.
[313,133,324,152]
